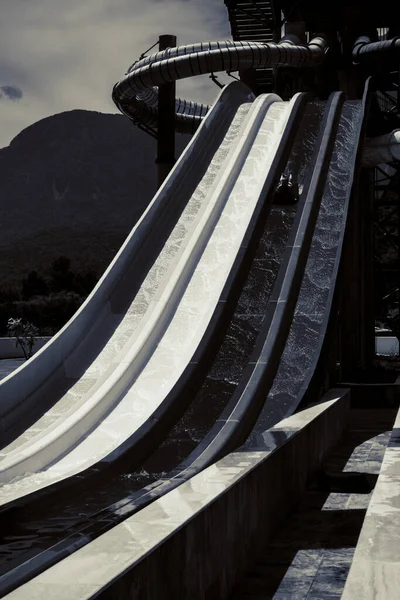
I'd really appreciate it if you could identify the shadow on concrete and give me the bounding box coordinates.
[230,410,396,600]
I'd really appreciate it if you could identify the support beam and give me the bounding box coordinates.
[156,34,176,188]
[338,168,363,379]
[359,169,375,368]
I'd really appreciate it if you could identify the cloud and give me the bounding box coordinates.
[0,84,23,101]
[0,0,232,148]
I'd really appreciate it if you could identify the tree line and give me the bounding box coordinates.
[0,256,98,336]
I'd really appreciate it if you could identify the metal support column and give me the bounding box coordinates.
[359,169,376,368]
[156,34,176,188]
[338,166,363,379]
[398,62,400,115]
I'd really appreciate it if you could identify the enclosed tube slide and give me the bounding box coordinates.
[112,35,327,133]
[353,35,400,65]
[363,129,400,166]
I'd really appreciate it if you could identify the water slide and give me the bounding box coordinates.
[0,28,398,593]
[0,35,329,502]
[112,35,327,132]
[82,85,370,519]
[0,30,395,510]
[0,78,311,509]
[0,77,372,599]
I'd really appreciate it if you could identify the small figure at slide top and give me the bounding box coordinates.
[273,172,299,205]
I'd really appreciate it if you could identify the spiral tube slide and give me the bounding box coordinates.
[112,35,328,133]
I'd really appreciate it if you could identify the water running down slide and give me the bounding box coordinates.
[0,19,398,594]
[0,32,392,514]
[0,83,301,509]
[92,88,368,504]
[0,89,308,592]
[57,89,370,561]
[0,85,371,595]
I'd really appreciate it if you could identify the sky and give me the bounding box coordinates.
[0,0,232,148]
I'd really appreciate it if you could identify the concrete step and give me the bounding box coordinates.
[229,408,397,599]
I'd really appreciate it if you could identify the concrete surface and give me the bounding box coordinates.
[342,403,400,599]
[4,389,349,600]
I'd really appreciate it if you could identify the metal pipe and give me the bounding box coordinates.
[353,35,400,64]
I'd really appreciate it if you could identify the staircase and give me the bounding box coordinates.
[224,0,280,93]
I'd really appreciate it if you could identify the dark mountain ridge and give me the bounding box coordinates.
[0,109,189,288]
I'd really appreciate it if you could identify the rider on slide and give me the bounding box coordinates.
[274,172,299,205]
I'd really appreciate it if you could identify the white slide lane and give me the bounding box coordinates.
[0,81,251,429]
[0,83,298,507]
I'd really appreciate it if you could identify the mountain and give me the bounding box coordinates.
[0,110,189,288]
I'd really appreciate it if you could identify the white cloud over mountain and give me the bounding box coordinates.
[0,0,231,148]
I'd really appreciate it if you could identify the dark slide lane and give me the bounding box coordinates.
[246,83,372,445]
